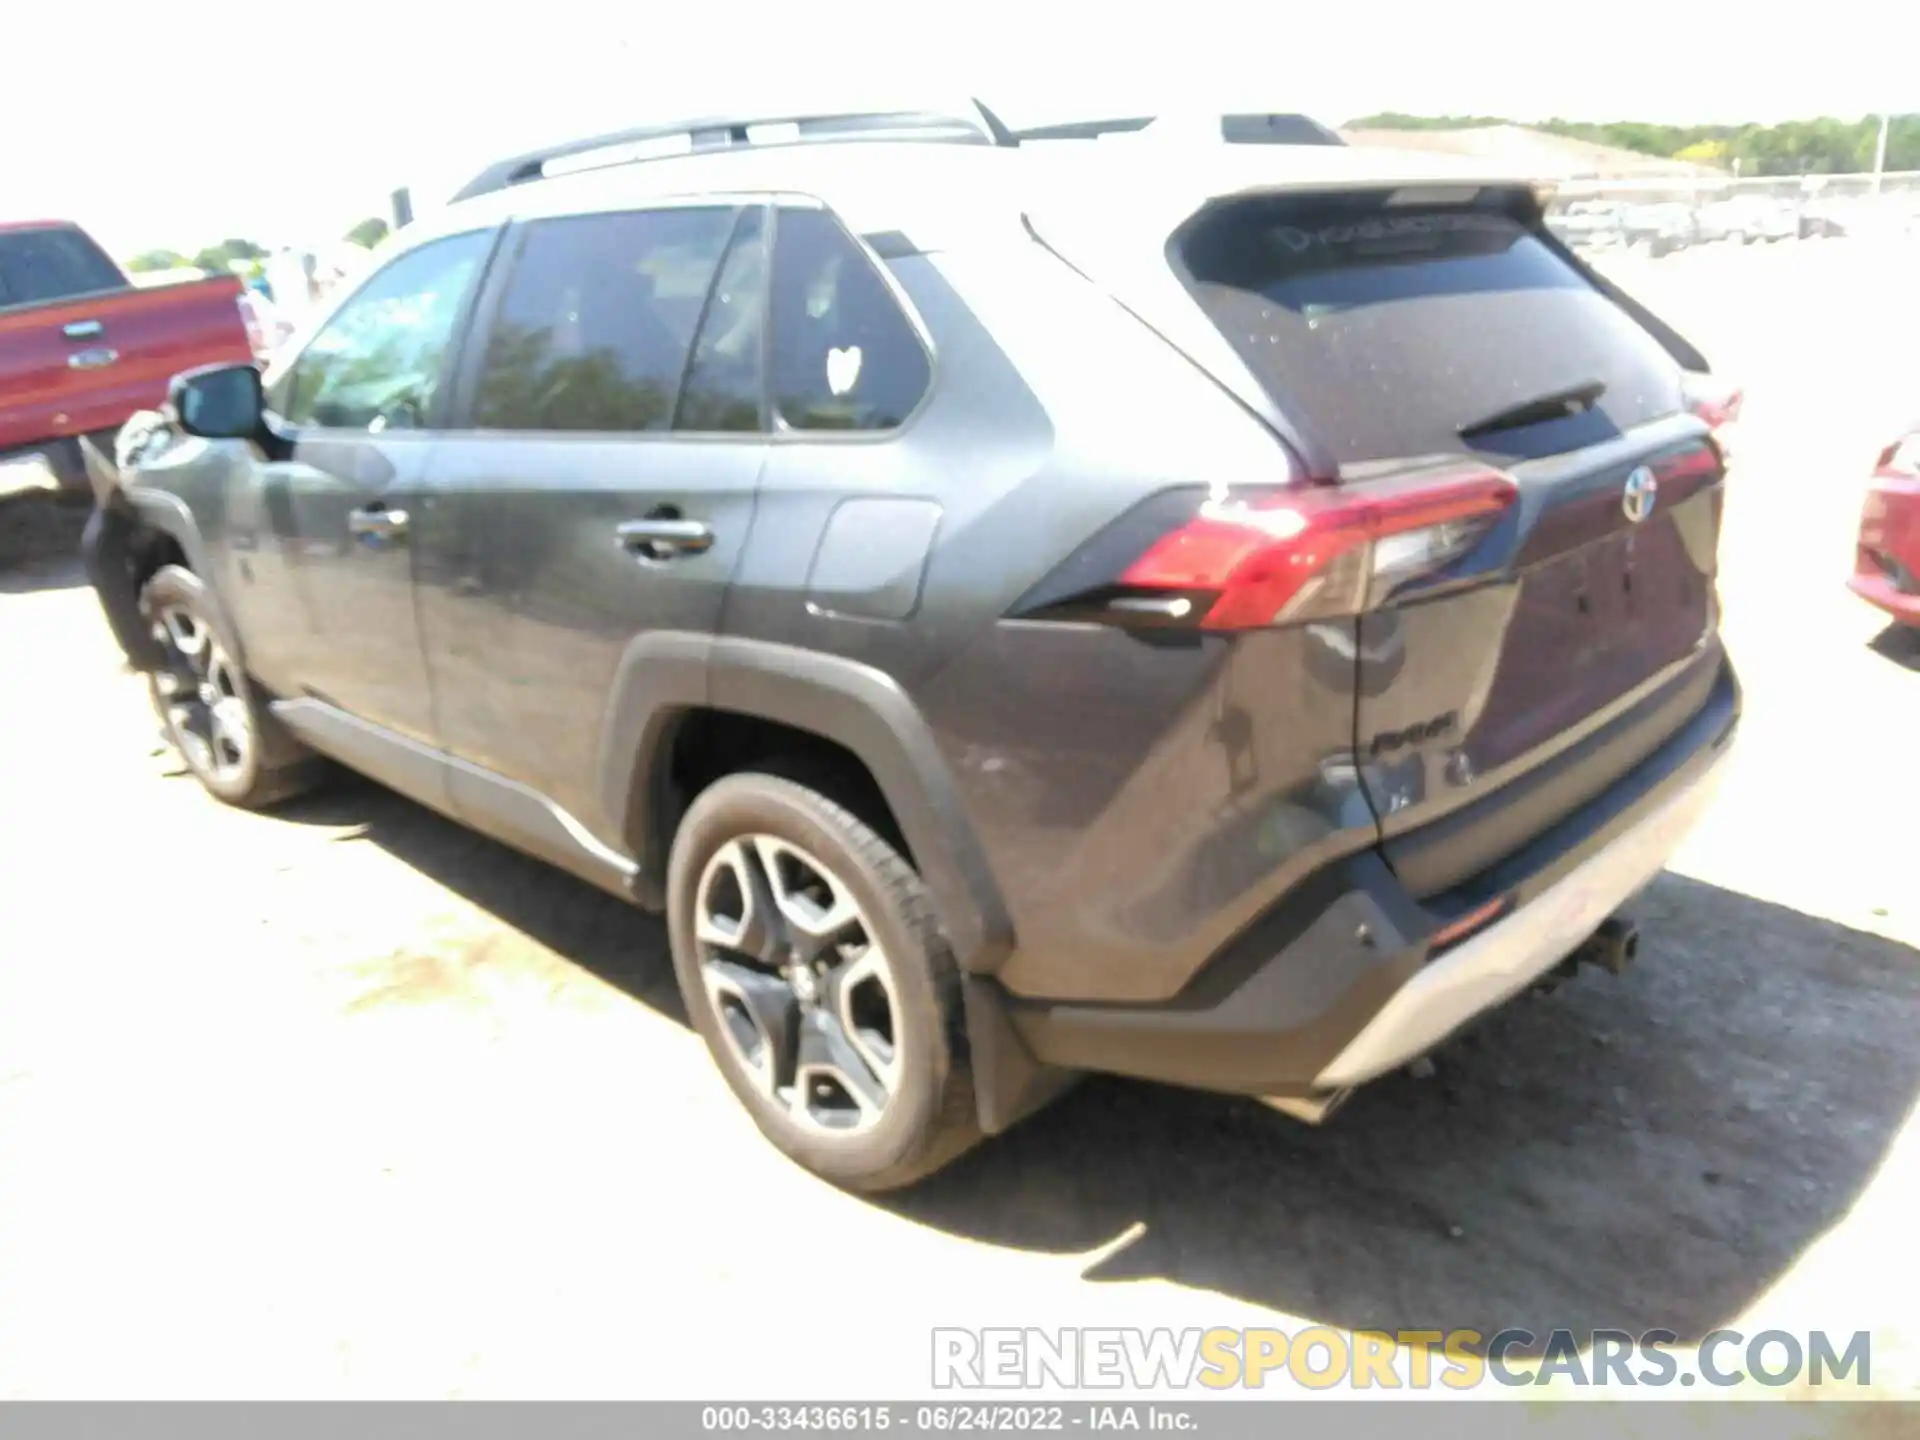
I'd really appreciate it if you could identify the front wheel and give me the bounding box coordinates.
[139,565,321,809]
[666,773,981,1192]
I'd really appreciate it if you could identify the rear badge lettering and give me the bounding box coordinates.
[1368,711,1459,757]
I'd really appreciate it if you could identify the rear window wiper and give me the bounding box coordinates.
[1458,378,1607,441]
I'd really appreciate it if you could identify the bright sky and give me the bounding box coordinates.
[6,0,1913,259]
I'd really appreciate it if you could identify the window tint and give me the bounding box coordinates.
[769,208,929,432]
[473,207,737,433]
[1181,201,1685,467]
[278,231,491,432]
[673,208,767,433]
[0,226,125,306]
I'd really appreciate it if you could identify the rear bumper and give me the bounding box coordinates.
[1851,473,1920,623]
[1314,740,1725,1087]
[1006,654,1739,1099]
[1848,571,1920,625]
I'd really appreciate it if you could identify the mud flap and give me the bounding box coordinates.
[962,974,1079,1136]
[78,432,122,507]
[81,504,166,672]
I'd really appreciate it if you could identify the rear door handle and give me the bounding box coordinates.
[348,506,410,542]
[63,319,104,340]
[617,516,714,560]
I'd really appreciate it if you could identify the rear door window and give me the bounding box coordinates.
[673,207,769,434]
[768,206,930,432]
[472,206,738,433]
[0,226,125,306]
[1180,200,1685,467]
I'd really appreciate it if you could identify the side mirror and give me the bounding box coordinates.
[170,362,263,440]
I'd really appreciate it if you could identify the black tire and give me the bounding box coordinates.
[666,772,981,1192]
[138,565,322,809]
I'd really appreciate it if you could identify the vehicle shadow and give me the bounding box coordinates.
[273,773,689,1020]
[1867,622,1920,671]
[0,495,90,594]
[270,776,1920,1346]
[894,873,1920,1346]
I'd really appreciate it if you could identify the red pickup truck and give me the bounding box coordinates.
[1,220,255,493]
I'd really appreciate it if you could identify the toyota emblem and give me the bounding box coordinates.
[1622,465,1658,524]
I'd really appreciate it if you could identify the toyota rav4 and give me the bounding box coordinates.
[82,102,1740,1191]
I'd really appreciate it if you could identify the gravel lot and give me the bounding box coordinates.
[3,234,1918,1402]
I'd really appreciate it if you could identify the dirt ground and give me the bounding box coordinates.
[3,235,1919,1403]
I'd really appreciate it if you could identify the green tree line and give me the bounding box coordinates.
[122,217,390,276]
[125,237,268,275]
[1345,112,1920,176]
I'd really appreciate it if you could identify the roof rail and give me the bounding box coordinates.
[451,101,1016,204]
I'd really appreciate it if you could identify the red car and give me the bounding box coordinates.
[1849,426,1920,626]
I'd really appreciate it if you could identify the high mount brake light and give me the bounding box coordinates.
[1020,464,1517,633]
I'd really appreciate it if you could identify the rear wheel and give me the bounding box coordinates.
[666,773,981,1192]
[140,565,321,809]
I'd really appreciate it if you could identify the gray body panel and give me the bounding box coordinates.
[93,132,1739,1114]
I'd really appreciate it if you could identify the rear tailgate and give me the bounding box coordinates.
[1032,172,1727,895]
[0,228,253,454]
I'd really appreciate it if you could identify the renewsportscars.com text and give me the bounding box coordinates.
[932,1327,1872,1391]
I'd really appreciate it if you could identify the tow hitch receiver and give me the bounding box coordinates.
[1532,914,1641,994]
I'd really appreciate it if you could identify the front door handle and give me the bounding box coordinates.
[63,319,104,340]
[348,506,410,543]
[617,516,714,560]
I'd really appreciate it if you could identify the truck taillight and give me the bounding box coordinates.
[1013,463,1517,632]
[1877,435,1920,479]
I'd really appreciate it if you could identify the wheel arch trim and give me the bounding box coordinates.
[596,632,1014,977]
[121,486,245,660]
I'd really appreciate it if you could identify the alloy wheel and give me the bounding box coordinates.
[151,605,252,786]
[694,834,902,1135]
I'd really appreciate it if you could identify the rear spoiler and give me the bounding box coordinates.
[1012,113,1346,146]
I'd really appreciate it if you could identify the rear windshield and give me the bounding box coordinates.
[0,226,125,307]
[1179,200,1684,467]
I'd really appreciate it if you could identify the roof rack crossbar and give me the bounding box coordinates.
[452,102,1013,203]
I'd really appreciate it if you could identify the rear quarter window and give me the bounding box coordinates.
[1179,200,1685,468]
[769,206,930,433]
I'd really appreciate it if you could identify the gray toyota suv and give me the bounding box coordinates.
[82,103,1740,1191]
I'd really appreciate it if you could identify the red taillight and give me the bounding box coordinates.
[1682,372,1743,432]
[1876,435,1920,478]
[1116,464,1516,631]
[1690,390,1743,430]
